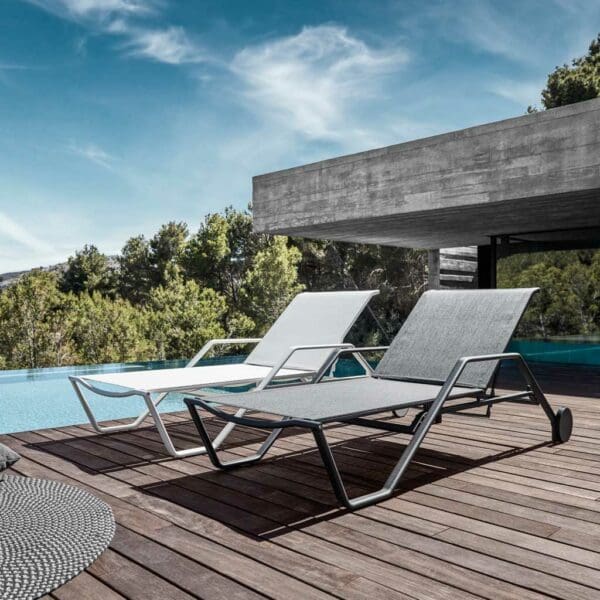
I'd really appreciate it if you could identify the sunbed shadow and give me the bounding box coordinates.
[22,415,349,474]
[136,434,552,540]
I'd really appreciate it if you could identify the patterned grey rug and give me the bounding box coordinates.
[0,475,115,600]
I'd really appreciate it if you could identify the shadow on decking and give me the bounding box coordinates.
[23,412,553,539]
[136,436,552,539]
[24,415,349,473]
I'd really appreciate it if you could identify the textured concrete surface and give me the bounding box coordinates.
[253,98,600,249]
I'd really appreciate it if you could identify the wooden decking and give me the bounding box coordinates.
[3,392,600,600]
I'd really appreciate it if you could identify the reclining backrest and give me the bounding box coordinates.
[245,290,379,372]
[374,288,538,389]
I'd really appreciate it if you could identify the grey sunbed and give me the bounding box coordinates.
[185,288,573,509]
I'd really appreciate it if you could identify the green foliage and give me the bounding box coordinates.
[70,292,153,364]
[542,34,600,109]
[291,238,427,343]
[147,275,226,360]
[181,213,231,291]
[498,250,600,339]
[0,270,75,369]
[149,221,189,287]
[0,207,428,369]
[118,235,153,304]
[60,244,115,296]
[240,236,304,333]
[181,208,268,304]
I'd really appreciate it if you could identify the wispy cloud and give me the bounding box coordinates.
[489,78,546,108]
[23,0,156,21]
[231,25,409,141]
[0,212,56,255]
[412,0,547,66]
[0,63,33,70]
[23,0,206,66]
[117,24,206,64]
[68,142,115,169]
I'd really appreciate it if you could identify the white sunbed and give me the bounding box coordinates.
[69,290,378,457]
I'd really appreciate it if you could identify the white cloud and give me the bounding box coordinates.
[23,0,155,21]
[489,79,545,107]
[0,212,56,256]
[68,142,115,169]
[23,0,206,66]
[231,25,409,141]
[122,25,205,65]
[415,1,545,66]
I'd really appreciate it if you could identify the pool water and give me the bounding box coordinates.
[0,356,245,435]
[0,355,368,435]
[507,338,600,366]
[2,339,598,435]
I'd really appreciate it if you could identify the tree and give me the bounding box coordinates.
[70,292,152,364]
[291,238,427,343]
[542,34,600,109]
[146,275,226,360]
[182,208,268,306]
[60,244,115,296]
[181,213,231,291]
[149,221,188,287]
[240,236,304,333]
[0,270,75,368]
[181,208,267,336]
[498,250,600,338]
[118,235,153,304]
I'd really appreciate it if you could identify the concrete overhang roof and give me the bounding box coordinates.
[252,98,600,249]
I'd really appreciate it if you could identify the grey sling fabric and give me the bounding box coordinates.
[375,288,538,389]
[197,377,480,423]
[0,443,20,471]
[245,290,377,372]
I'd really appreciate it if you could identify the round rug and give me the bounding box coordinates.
[0,475,115,600]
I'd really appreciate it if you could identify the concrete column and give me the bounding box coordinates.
[428,249,441,289]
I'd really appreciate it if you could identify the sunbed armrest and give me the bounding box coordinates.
[314,346,389,381]
[434,352,556,423]
[440,352,530,395]
[257,343,355,390]
[187,338,263,367]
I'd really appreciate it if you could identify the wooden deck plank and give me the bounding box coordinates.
[5,392,600,599]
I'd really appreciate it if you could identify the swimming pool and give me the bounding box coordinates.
[0,356,245,435]
[2,339,599,435]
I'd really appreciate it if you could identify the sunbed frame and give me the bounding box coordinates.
[184,289,573,509]
[70,290,378,457]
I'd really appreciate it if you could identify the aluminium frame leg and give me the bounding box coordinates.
[186,399,285,468]
[70,376,242,458]
[311,355,567,510]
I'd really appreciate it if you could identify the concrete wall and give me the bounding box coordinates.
[253,98,600,249]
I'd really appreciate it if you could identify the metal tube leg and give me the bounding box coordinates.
[70,377,153,433]
[186,401,283,469]
[211,409,245,449]
[141,394,211,458]
[311,361,468,510]
[71,376,240,458]
[515,357,559,433]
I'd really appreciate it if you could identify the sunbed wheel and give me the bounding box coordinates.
[554,406,573,443]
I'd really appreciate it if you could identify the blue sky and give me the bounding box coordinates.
[1,0,599,272]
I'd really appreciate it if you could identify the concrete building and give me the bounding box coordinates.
[252,97,600,288]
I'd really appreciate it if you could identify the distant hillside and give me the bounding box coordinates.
[0,256,121,289]
[0,262,68,289]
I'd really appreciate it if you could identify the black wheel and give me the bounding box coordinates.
[554,406,573,443]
